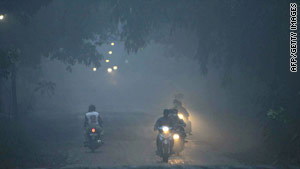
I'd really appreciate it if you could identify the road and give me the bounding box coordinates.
[63,111,242,168]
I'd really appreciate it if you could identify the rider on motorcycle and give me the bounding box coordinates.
[154,109,173,155]
[168,108,186,138]
[173,99,192,135]
[84,105,103,145]
[173,99,189,118]
[154,109,172,130]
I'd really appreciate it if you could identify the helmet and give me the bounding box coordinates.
[163,109,169,117]
[88,105,96,112]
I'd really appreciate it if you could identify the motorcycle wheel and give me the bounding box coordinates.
[162,143,170,163]
[89,143,98,153]
[163,155,169,163]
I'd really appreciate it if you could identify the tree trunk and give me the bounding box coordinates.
[11,65,18,120]
[0,78,2,114]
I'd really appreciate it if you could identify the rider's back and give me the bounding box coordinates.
[85,111,100,126]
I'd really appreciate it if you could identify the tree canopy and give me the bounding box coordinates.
[0,0,299,164]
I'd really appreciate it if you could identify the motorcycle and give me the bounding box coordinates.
[178,113,192,135]
[172,126,185,155]
[85,126,102,152]
[157,126,174,162]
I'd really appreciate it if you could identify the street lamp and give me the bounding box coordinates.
[113,66,118,70]
[105,59,110,63]
[0,14,4,20]
[108,51,112,55]
[107,68,112,73]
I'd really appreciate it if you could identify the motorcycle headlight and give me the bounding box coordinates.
[162,126,169,133]
[173,134,180,140]
[178,113,184,120]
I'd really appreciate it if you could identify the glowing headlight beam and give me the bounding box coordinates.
[162,126,169,133]
[178,113,184,120]
[113,66,118,70]
[105,59,110,63]
[108,51,112,55]
[173,134,180,140]
[93,67,97,71]
[0,15,4,20]
[111,42,115,46]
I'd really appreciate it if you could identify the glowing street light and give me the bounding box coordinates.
[0,15,4,20]
[108,51,112,55]
[93,67,97,71]
[111,42,115,46]
[107,68,113,73]
[113,66,118,70]
[105,59,110,63]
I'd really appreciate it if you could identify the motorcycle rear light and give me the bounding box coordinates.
[91,128,96,133]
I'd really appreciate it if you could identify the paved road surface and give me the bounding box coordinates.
[64,111,241,168]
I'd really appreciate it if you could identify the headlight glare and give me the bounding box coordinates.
[162,126,169,133]
[178,113,184,119]
[173,134,180,140]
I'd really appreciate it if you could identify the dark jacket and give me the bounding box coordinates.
[154,116,172,131]
[175,106,189,117]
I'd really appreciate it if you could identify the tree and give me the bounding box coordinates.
[0,0,299,164]
[0,0,115,118]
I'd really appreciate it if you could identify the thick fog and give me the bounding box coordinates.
[35,41,260,155]
[39,43,202,113]
[1,1,297,168]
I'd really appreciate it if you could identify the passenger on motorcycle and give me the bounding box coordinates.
[84,105,103,144]
[173,99,192,135]
[168,108,186,139]
[173,99,189,118]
